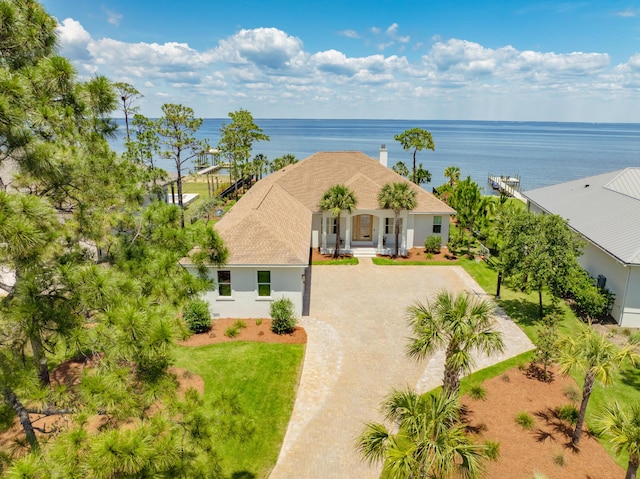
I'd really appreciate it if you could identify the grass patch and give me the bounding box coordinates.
[515,411,535,430]
[459,350,533,396]
[312,257,359,265]
[173,342,304,478]
[371,257,461,265]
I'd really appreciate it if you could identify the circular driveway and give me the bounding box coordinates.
[269,260,533,478]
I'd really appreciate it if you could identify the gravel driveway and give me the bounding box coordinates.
[269,259,533,478]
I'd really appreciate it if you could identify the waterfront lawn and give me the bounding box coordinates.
[173,341,304,478]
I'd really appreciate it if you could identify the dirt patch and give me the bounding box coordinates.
[310,247,458,263]
[178,318,307,347]
[462,365,623,478]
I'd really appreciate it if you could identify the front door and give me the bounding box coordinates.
[353,214,372,241]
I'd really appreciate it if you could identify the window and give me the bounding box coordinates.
[433,216,442,234]
[217,270,231,296]
[385,218,403,234]
[325,217,337,234]
[257,271,271,297]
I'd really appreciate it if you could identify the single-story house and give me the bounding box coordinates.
[523,167,640,328]
[182,148,455,318]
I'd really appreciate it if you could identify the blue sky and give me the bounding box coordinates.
[41,0,640,121]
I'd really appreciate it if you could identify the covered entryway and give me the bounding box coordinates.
[352,214,372,241]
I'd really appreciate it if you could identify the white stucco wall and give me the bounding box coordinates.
[578,241,640,327]
[187,265,307,318]
[311,214,321,248]
[622,266,640,328]
[410,214,450,248]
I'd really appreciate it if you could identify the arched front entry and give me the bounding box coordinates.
[352,214,372,242]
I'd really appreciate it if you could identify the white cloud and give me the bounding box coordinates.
[53,20,640,121]
[338,29,360,39]
[56,18,92,60]
[106,9,123,26]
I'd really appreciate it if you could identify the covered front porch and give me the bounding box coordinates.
[317,212,408,257]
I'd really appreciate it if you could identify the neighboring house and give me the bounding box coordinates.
[523,168,640,328]
[182,148,455,318]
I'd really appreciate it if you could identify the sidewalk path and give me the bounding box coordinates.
[269,260,533,478]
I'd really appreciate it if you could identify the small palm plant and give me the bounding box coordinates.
[406,290,505,397]
[557,326,639,445]
[594,401,640,479]
[357,389,487,479]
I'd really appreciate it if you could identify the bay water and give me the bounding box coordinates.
[109,119,640,192]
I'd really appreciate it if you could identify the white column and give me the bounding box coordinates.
[321,213,327,252]
[401,212,408,255]
[345,213,352,252]
[377,215,384,253]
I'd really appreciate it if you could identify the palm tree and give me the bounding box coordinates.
[444,166,461,188]
[594,401,640,479]
[406,290,505,396]
[378,182,417,258]
[392,161,409,177]
[357,389,486,479]
[318,184,357,258]
[558,326,639,446]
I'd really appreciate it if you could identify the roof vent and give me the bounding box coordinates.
[584,184,590,188]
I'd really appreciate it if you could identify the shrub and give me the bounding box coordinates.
[552,452,566,467]
[225,326,240,338]
[469,385,487,400]
[555,404,579,425]
[483,440,500,461]
[233,320,247,330]
[515,412,535,430]
[255,318,263,326]
[424,235,442,254]
[270,297,298,334]
[183,299,211,334]
[563,386,581,403]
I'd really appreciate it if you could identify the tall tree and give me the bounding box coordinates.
[499,209,583,317]
[270,153,297,173]
[558,326,639,446]
[217,109,269,199]
[155,103,207,228]
[357,389,487,479]
[318,184,357,258]
[377,182,417,258]
[406,290,505,396]
[444,166,461,187]
[394,128,435,185]
[594,401,640,479]
[113,82,143,143]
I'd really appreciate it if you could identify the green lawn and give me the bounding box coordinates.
[371,257,461,266]
[312,257,359,265]
[173,341,304,478]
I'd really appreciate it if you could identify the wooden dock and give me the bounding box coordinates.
[195,163,230,175]
[488,174,526,203]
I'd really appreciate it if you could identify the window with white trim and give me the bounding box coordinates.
[325,217,337,234]
[385,218,403,235]
[217,270,231,296]
[257,271,271,297]
[433,216,442,234]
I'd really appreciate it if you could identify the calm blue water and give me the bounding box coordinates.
[109,119,640,192]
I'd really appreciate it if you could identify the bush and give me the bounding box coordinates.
[469,385,487,400]
[483,440,500,461]
[515,412,535,430]
[225,326,240,338]
[424,235,442,254]
[270,297,298,334]
[555,404,579,425]
[183,299,211,334]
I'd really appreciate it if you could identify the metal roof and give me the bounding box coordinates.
[523,168,640,265]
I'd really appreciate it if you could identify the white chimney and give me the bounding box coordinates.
[379,144,388,168]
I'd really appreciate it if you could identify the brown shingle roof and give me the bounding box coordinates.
[213,151,454,265]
